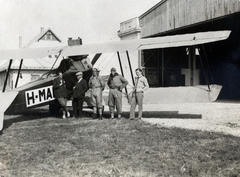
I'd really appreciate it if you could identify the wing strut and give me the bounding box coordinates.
[2,59,13,93]
[15,59,23,88]
[91,53,102,65]
[161,49,164,87]
[126,51,135,86]
[117,52,128,97]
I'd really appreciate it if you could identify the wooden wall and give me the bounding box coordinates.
[139,0,240,37]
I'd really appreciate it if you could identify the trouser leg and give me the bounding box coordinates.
[91,90,96,108]
[95,89,103,119]
[136,92,144,118]
[96,89,103,108]
[91,90,97,118]
[108,90,115,115]
[93,107,97,114]
[98,108,102,115]
[78,98,83,117]
[98,108,103,120]
[115,90,122,115]
[130,93,137,118]
[92,106,97,119]
[72,99,78,117]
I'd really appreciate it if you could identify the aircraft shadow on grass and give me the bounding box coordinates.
[1,110,201,134]
[2,109,54,131]
[120,111,202,119]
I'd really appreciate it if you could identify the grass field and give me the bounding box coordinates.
[0,109,240,177]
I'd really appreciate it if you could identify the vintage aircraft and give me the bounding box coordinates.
[0,30,231,131]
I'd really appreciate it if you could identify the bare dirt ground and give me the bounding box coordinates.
[121,101,240,137]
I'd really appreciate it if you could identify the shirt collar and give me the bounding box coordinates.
[136,75,142,79]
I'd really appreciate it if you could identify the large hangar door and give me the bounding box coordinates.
[142,47,198,88]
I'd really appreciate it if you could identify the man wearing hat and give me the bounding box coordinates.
[107,67,128,119]
[72,71,88,118]
[89,68,105,120]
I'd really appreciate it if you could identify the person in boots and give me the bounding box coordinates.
[89,68,105,120]
[107,67,128,119]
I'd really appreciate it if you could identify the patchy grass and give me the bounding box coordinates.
[0,110,240,177]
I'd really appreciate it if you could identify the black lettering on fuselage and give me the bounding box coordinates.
[38,89,46,102]
[27,92,35,105]
[46,88,53,100]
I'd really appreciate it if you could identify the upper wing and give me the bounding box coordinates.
[0,30,231,60]
[0,46,65,60]
[61,30,231,56]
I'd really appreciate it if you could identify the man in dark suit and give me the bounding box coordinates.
[72,71,88,118]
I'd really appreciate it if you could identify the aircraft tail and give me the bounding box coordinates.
[0,91,19,131]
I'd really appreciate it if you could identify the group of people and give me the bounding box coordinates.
[53,67,149,120]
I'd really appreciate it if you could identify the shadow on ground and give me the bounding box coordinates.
[3,108,53,131]
[3,108,89,131]
[2,108,201,133]
[105,111,202,119]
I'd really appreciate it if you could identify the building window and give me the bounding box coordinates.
[46,32,51,40]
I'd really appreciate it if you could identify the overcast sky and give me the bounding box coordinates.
[0,0,160,50]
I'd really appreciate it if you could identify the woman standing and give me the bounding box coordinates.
[53,72,70,119]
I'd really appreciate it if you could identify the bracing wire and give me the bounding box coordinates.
[202,45,214,83]
[47,49,63,77]
[101,53,117,72]
[197,47,211,91]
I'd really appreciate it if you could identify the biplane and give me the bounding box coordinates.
[0,30,231,131]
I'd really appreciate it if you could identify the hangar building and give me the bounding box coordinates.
[122,0,240,100]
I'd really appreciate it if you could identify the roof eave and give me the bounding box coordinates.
[139,0,168,19]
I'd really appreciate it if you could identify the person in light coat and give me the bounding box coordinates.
[129,68,149,120]
[89,68,105,120]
